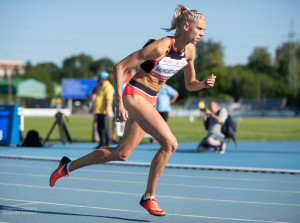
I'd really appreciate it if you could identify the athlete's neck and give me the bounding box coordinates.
[173,35,189,52]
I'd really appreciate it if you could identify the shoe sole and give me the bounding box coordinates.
[49,163,63,187]
[148,213,166,216]
[140,206,166,216]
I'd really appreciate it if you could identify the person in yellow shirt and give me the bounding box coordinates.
[92,71,114,148]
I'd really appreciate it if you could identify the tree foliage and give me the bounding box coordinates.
[19,40,299,108]
[60,53,94,79]
[24,64,54,96]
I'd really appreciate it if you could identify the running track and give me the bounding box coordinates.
[0,141,300,223]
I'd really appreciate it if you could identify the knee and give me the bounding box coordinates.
[206,137,215,145]
[162,139,178,154]
[114,151,130,161]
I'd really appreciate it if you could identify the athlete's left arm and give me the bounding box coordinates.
[184,44,216,91]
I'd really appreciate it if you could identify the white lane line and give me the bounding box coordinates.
[0,197,290,223]
[10,202,38,207]
[1,163,300,184]
[1,154,299,175]
[0,172,299,194]
[0,182,300,207]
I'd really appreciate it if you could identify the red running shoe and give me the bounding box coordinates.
[49,156,71,187]
[140,196,166,216]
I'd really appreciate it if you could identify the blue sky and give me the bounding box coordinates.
[1,0,299,67]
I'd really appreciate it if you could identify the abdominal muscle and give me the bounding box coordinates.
[132,69,165,92]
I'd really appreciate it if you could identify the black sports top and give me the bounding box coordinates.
[140,36,188,81]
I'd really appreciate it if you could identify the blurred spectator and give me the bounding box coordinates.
[92,71,114,148]
[50,97,63,108]
[156,84,179,122]
[89,83,99,143]
[197,101,228,154]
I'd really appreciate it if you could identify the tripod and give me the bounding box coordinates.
[44,112,72,144]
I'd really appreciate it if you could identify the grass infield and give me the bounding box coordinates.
[23,116,300,142]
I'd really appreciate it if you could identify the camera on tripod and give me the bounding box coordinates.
[44,112,72,144]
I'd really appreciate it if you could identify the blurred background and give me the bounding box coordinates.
[0,0,300,142]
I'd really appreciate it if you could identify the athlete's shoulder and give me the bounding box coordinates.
[147,37,171,53]
[140,36,171,60]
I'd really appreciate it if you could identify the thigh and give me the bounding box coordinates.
[116,117,146,156]
[210,134,224,143]
[123,95,176,146]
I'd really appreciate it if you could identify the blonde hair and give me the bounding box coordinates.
[163,5,205,35]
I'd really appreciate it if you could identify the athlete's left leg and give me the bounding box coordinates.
[123,95,178,197]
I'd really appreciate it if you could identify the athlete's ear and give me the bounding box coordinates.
[183,22,189,31]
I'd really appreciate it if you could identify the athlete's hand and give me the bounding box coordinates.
[202,74,216,88]
[115,103,128,122]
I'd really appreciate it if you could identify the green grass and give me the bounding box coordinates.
[23,116,94,143]
[23,116,300,142]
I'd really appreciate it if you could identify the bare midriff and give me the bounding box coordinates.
[132,69,165,92]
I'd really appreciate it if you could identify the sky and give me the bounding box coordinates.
[1,0,300,68]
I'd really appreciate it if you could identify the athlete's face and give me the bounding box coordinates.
[186,18,206,44]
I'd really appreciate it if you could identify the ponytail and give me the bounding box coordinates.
[162,5,205,35]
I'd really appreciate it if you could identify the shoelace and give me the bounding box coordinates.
[149,198,162,211]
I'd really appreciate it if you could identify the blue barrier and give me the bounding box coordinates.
[0,105,20,146]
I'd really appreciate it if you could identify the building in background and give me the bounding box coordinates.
[0,60,25,79]
[0,78,47,107]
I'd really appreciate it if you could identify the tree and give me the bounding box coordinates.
[194,39,228,98]
[232,66,257,99]
[61,53,94,80]
[276,42,300,97]
[248,47,274,75]
[13,66,20,79]
[168,39,228,101]
[38,63,61,82]
[194,39,224,76]
[89,58,114,74]
[24,65,54,97]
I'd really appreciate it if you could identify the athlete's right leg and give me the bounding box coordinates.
[69,117,146,172]
[49,117,146,187]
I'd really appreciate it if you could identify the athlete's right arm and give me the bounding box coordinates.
[113,38,169,122]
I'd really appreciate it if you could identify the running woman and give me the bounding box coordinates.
[50,5,216,216]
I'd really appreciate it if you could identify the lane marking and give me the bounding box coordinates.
[1,163,300,184]
[0,172,299,194]
[0,182,300,207]
[0,197,290,223]
[1,155,299,174]
[10,202,38,207]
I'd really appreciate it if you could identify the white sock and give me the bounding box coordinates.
[143,195,155,200]
[66,161,72,173]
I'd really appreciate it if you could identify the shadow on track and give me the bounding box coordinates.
[0,205,150,222]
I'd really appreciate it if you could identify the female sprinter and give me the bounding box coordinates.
[50,5,216,216]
